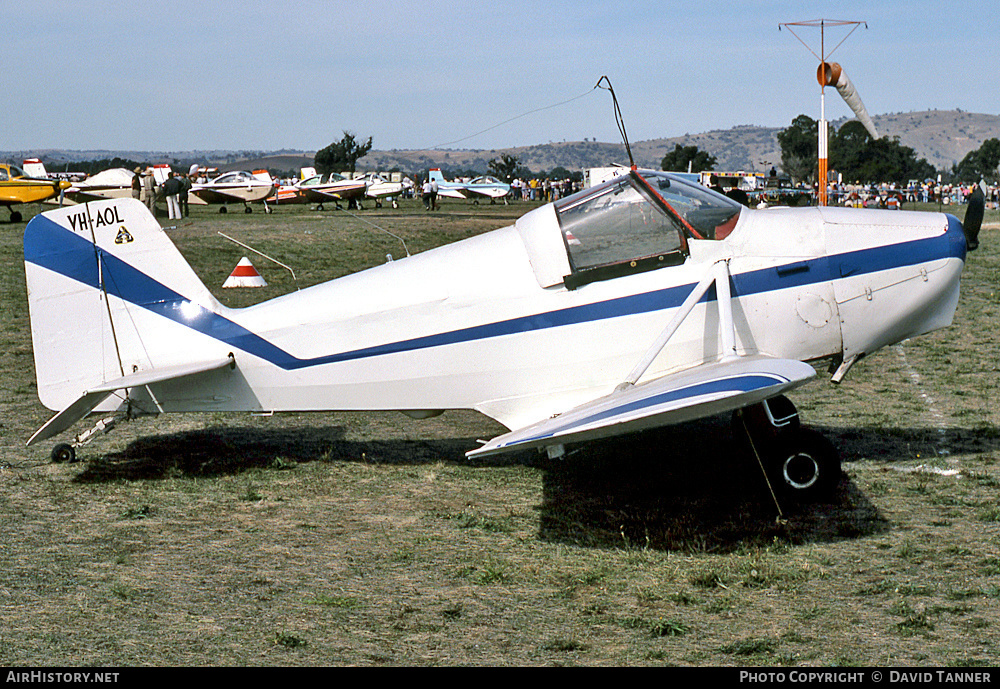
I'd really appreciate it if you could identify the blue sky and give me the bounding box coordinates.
[3,1,996,153]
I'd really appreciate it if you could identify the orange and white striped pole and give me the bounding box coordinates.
[817,61,829,206]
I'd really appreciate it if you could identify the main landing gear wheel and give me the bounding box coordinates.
[767,427,841,503]
[219,206,228,214]
[244,205,253,214]
[51,443,77,463]
[736,395,842,506]
[10,211,23,223]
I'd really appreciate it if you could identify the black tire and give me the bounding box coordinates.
[51,443,76,464]
[219,206,228,214]
[244,206,253,214]
[768,428,841,502]
[10,211,22,223]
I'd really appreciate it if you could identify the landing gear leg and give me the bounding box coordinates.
[49,411,132,464]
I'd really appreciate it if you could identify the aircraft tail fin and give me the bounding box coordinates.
[22,158,48,178]
[428,168,446,183]
[24,198,227,413]
[252,169,274,184]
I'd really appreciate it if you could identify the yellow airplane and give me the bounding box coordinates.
[1,162,69,222]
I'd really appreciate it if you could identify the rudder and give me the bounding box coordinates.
[24,198,222,411]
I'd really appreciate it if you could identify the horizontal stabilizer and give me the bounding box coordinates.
[27,354,235,447]
[467,356,815,458]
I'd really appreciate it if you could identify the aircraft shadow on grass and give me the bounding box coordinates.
[71,417,998,553]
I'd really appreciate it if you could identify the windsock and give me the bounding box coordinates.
[817,62,879,139]
[223,257,267,288]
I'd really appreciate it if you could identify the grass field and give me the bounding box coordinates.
[1,196,999,667]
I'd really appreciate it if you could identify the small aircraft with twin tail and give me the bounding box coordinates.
[23,169,982,507]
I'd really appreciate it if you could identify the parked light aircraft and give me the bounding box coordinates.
[22,169,981,505]
[360,172,403,208]
[190,170,276,213]
[296,172,367,210]
[428,169,511,204]
[63,168,136,204]
[1,162,69,221]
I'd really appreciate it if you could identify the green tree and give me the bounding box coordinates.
[314,131,373,175]
[487,154,520,183]
[953,138,1000,183]
[831,120,935,185]
[659,144,717,173]
[776,115,818,183]
[548,166,583,182]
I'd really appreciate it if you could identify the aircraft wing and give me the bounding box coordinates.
[435,186,472,199]
[27,355,235,447]
[311,184,366,201]
[467,355,815,459]
[190,188,244,204]
[465,186,508,199]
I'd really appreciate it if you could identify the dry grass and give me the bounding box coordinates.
[1,198,999,666]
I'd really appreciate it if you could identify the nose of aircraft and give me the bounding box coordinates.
[827,207,967,379]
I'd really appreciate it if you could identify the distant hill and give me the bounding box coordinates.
[357,111,1000,175]
[5,110,998,178]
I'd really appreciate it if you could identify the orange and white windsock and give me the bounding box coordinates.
[223,257,267,288]
[817,62,879,139]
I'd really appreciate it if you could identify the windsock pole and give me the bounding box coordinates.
[818,57,829,206]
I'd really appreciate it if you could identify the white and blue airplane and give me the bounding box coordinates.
[23,169,980,502]
[428,169,511,204]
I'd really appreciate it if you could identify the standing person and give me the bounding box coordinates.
[131,167,142,201]
[179,173,191,218]
[142,168,156,212]
[162,171,182,220]
[430,177,438,210]
[422,178,432,210]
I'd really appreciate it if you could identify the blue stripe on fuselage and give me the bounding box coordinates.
[24,212,965,371]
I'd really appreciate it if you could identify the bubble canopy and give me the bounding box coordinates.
[553,170,743,289]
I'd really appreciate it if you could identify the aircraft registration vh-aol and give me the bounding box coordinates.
[22,169,982,506]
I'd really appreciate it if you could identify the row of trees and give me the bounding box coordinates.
[483,153,582,183]
[953,137,1000,183]
[777,115,1000,186]
[776,115,937,185]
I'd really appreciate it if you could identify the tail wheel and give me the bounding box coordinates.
[51,443,76,463]
[769,428,841,502]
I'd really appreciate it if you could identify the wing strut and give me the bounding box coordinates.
[618,259,735,391]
